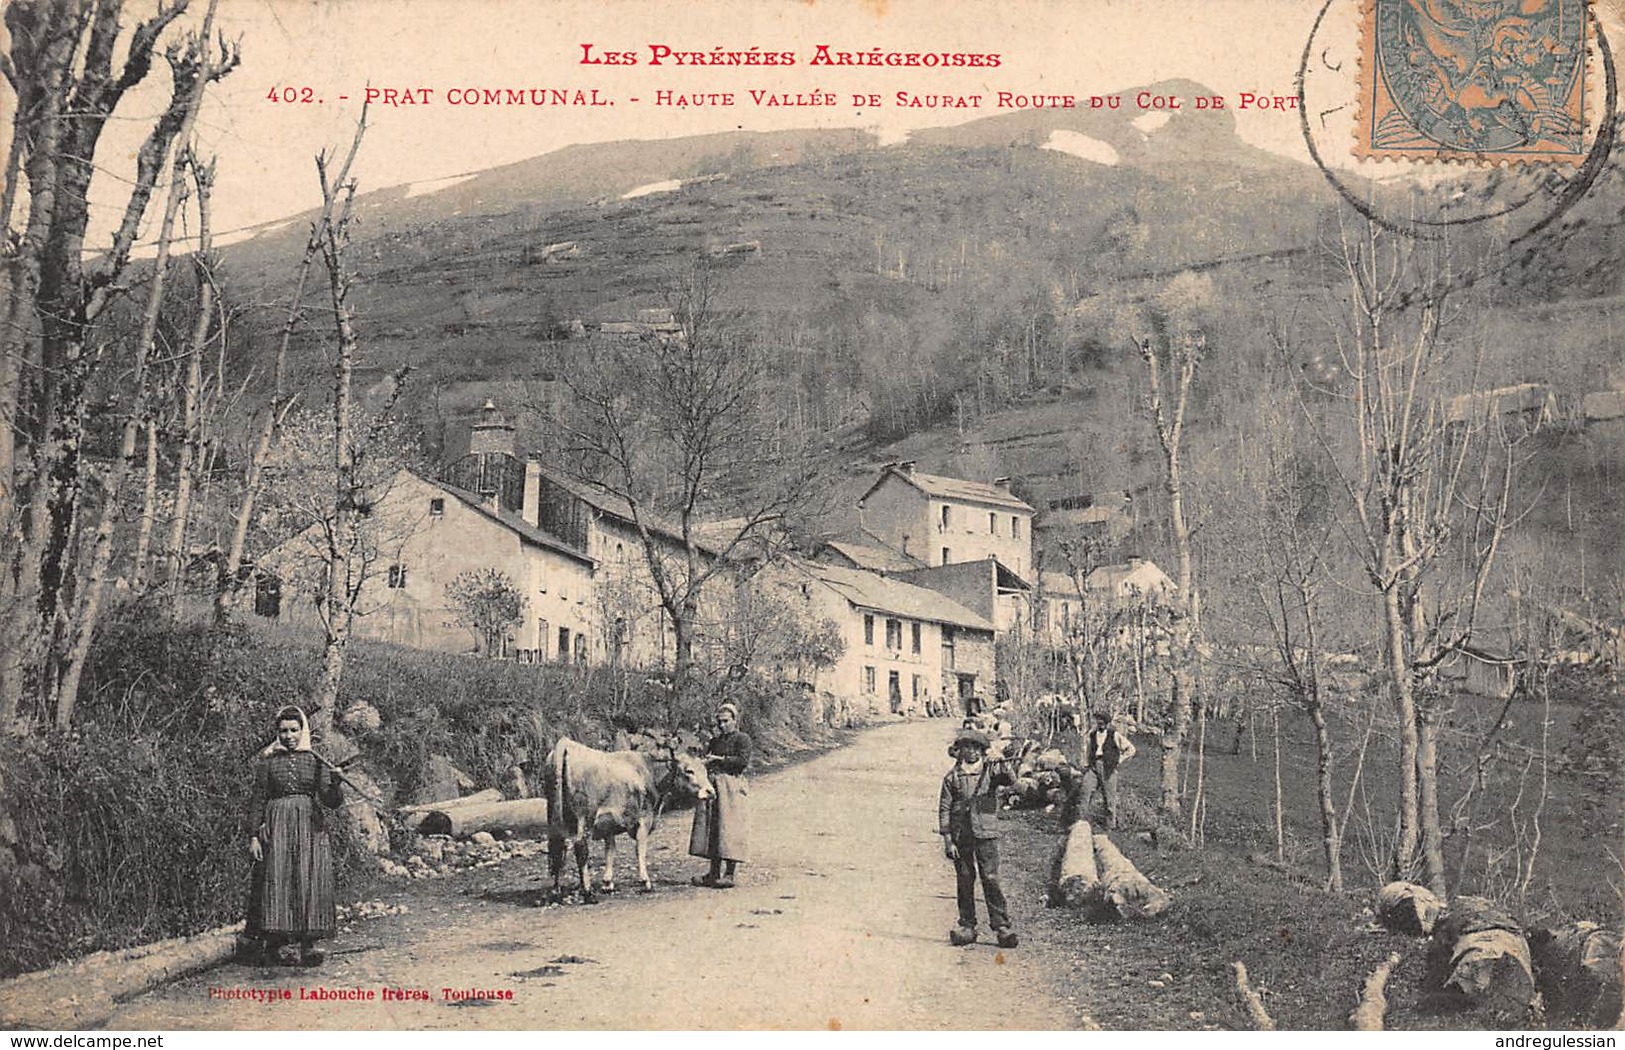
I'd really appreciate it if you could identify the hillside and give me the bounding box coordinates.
[202,79,1623,587]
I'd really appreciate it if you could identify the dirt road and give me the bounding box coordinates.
[103,719,1087,1030]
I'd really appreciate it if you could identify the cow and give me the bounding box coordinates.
[542,736,713,899]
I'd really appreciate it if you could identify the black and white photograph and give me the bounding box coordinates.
[1,0,1622,1034]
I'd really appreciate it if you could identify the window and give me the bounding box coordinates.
[558,626,571,659]
[612,618,627,663]
[387,564,408,589]
[253,575,281,618]
[911,622,921,654]
[864,614,875,646]
[573,633,588,664]
[989,511,997,535]
[940,505,950,529]
[885,618,902,650]
[538,618,550,657]
[863,666,876,694]
[912,674,923,703]
[1012,516,1021,539]
[942,626,957,669]
[942,547,951,565]
[615,542,625,564]
[429,497,445,517]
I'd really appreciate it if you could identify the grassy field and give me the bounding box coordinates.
[995,665,1622,1029]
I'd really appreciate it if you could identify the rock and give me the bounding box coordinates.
[470,831,497,847]
[412,754,477,806]
[341,701,382,733]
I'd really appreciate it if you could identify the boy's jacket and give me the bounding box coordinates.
[938,760,1015,840]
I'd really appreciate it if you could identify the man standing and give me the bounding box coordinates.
[1084,710,1137,830]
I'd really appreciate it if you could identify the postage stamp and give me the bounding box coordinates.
[1355,0,1591,163]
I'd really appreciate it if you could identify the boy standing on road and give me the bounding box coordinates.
[938,728,1020,949]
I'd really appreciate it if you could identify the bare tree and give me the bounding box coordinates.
[1133,274,1209,828]
[1313,212,1534,895]
[0,0,238,729]
[540,262,824,693]
[1225,376,1347,889]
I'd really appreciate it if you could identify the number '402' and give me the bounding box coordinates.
[267,86,318,103]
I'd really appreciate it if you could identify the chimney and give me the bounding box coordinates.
[523,456,542,527]
[993,477,1012,493]
[468,399,516,458]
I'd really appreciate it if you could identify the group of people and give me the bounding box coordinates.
[937,707,1136,948]
[242,702,754,967]
[245,695,1133,966]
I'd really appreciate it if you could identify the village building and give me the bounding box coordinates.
[255,401,713,668]
[767,559,998,717]
[856,462,1036,579]
[1033,556,1178,649]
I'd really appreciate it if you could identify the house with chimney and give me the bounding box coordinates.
[857,461,1036,579]
[254,401,711,667]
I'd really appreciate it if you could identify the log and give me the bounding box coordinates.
[1528,921,1623,1026]
[1377,880,1444,935]
[1348,952,1401,1030]
[416,797,550,839]
[398,788,504,815]
[1426,896,1536,1013]
[1091,832,1171,920]
[1233,960,1276,1031]
[1054,821,1099,907]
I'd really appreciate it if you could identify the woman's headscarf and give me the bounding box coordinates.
[261,705,313,756]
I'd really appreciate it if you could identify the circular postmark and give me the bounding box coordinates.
[1295,0,1617,242]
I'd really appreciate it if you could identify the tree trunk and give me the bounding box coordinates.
[1377,879,1444,935]
[167,170,215,597]
[1427,896,1535,1013]
[1308,701,1342,891]
[1090,832,1171,920]
[415,798,551,839]
[132,419,160,591]
[308,112,370,742]
[1052,820,1099,907]
[1382,583,1421,878]
[1233,961,1276,1031]
[1416,706,1447,897]
[1349,953,1401,1030]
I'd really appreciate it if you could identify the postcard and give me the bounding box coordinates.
[1,0,1620,1037]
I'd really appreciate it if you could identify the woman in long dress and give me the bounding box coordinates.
[247,706,344,966]
[690,703,751,888]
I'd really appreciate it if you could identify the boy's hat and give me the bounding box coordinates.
[952,728,991,752]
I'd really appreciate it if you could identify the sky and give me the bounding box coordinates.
[7,0,1619,242]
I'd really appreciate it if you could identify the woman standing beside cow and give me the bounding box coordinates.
[690,703,751,888]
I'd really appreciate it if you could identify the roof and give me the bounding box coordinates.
[1444,383,1553,425]
[416,473,596,566]
[1040,570,1083,598]
[1583,390,1625,422]
[822,539,926,573]
[529,464,712,554]
[858,465,1035,513]
[689,516,787,560]
[1039,561,1175,600]
[1088,560,1176,596]
[802,561,995,633]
